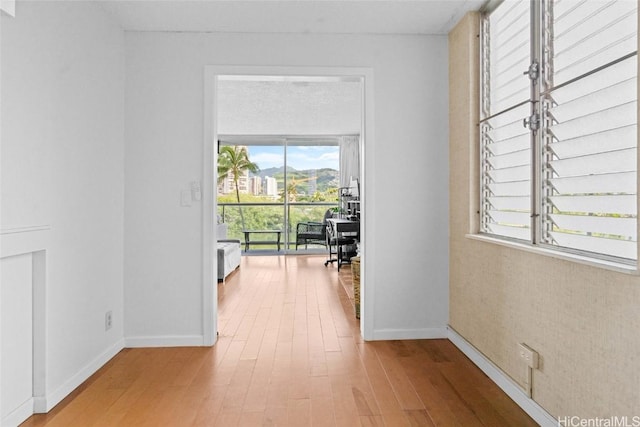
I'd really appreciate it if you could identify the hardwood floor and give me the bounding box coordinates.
[21,255,537,426]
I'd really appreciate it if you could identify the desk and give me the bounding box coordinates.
[242,230,282,252]
[325,219,359,270]
[327,218,359,237]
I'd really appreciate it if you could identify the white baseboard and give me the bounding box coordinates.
[372,327,447,340]
[447,326,557,427]
[35,338,125,413]
[2,397,34,427]
[124,335,204,348]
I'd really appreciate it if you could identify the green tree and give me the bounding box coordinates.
[218,145,259,229]
[311,191,329,202]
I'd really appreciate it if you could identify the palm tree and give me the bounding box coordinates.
[218,145,259,229]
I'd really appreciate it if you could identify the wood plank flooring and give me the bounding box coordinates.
[21,255,537,426]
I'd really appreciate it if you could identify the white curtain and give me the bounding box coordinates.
[339,135,360,189]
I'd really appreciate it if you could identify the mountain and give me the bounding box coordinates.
[253,166,339,193]
[255,166,294,178]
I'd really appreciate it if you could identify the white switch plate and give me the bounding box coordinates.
[191,181,202,201]
[105,311,112,331]
[181,190,192,207]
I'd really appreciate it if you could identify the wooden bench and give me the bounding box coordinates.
[242,229,282,252]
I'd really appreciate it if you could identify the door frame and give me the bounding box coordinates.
[202,65,375,346]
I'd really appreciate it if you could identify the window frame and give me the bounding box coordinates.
[476,0,640,271]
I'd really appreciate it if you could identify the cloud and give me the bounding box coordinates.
[250,152,284,169]
[288,150,339,169]
[248,146,339,170]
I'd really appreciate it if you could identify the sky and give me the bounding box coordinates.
[248,145,339,171]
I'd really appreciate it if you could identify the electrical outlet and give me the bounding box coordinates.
[518,343,539,369]
[105,311,113,331]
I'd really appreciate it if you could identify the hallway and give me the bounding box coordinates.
[22,255,536,426]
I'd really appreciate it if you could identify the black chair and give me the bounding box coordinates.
[324,220,359,271]
[295,209,332,250]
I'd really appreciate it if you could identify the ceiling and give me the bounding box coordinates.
[217,78,362,135]
[99,0,485,35]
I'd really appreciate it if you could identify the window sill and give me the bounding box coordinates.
[465,233,639,276]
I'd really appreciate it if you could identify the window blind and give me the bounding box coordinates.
[541,0,638,260]
[552,0,637,85]
[480,0,532,240]
[485,0,531,115]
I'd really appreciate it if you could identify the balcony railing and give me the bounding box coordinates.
[218,202,338,252]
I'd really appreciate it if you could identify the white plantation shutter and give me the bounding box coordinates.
[480,0,532,241]
[541,0,638,260]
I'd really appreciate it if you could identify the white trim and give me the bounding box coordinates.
[2,397,33,427]
[32,397,47,416]
[447,327,558,427]
[202,68,216,347]
[0,231,49,421]
[466,233,639,275]
[37,339,124,413]
[0,225,50,235]
[0,226,50,258]
[372,327,447,341]
[124,335,204,348]
[204,65,374,343]
[360,69,375,342]
[32,251,47,413]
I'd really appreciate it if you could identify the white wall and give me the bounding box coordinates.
[124,31,449,342]
[1,1,125,412]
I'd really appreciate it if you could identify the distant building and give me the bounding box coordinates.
[217,177,231,195]
[217,169,249,195]
[249,176,262,195]
[264,176,278,197]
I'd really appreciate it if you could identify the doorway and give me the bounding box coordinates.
[203,66,374,346]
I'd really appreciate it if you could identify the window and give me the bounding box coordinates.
[480,0,638,263]
[216,136,341,251]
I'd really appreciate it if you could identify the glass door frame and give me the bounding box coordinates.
[217,135,343,253]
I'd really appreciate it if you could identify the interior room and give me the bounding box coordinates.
[1,1,638,425]
[214,74,362,260]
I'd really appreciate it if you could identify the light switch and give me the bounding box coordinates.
[191,181,202,201]
[181,190,192,207]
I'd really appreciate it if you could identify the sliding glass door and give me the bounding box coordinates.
[217,136,340,252]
